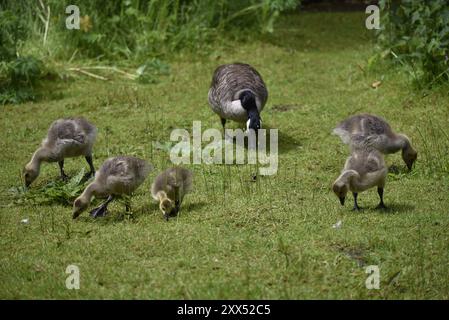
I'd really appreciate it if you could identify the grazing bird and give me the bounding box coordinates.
[208,63,268,133]
[332,146,388,211]
[333,114,417,170]
[23,117,97,187]
[72,156,152,219]
[151,167,193,221]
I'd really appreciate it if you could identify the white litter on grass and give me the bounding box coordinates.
[332,220,342,229]
[21,218,29,224]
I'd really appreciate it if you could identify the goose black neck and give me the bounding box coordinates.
[239,90,259,119]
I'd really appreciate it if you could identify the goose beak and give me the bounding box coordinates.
[339,196,345,206]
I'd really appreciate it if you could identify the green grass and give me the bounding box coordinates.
[1,12,449,299]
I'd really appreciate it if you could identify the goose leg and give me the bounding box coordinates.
[220,118,226,131]
[58,160,69,181]
[375,187,387,210]
[85,155,95,178]
[352,192,361,211]
[90,195,114,218]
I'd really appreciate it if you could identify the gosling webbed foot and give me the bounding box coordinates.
[84,170,95,179]
[90,205,108,218]
[352,205,362,211]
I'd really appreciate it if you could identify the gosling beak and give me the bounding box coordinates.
[339,196,345,206]
[72,211,81,219]
[407,163,413,171]
[164,213,169,221]
[25,181,30,188]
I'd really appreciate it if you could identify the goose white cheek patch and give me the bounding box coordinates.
[245,119,262,135]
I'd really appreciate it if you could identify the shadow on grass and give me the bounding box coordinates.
[380,203,416,214]
[74,200,207,224]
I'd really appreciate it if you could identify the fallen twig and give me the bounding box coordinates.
[67,68,109,81]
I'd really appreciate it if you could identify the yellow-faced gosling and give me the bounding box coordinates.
[72,156,152,219]
[23,117,97,187]
[151,167,193,221]
[208,63,268,133]
[332,147,388,211]
[333,113,417,170]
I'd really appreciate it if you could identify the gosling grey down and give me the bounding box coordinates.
[332,147,388,211]
[73,156,152,219]
[24,117,97,187]
[151,167,193,221]
[333,114,417,170]
[208,63,268,133]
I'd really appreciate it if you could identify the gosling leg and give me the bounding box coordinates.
[352,192,361,211]
[58,160,69,181]
[375,187,387,210]
[85,155,95,178]
[90,195,114,218]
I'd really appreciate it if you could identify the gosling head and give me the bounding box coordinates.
[160,198,175,221]
[72,197,89,219]
[332,181,348,206]
[23,165,39,188]
[402,147,417,171]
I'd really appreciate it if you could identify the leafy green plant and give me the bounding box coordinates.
[136,58,170,84]
[377,0,449,87]
[9,169,91,206]
[0,8,46,104]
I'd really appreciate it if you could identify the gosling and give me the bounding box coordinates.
[151,167,193,221]
[23,117,97,187]
[332,147,388,211]
[72,156,152,219]
[333,114,417,170]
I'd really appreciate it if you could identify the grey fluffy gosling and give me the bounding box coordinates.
[73,156,152,219]
[332,147,388,211]
[151,167,193,221]
[23,117,97,187]
[333,114,417,170]
[208,63,268,133]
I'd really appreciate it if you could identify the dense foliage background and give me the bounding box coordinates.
[1,0,448,104]
[378,0,449,87]
[0,0,299,104]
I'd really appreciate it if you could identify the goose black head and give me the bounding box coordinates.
[240,90,261,134]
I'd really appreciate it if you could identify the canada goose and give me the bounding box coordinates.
[333,114,417,170]
[23,117,97,187]
[72,156,152,219]
[208,63,268,133]
[332,147,388,210]
[151,167,193,221]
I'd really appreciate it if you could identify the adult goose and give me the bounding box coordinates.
[333,114,417,170]
[24,117,97,187]
[72,156,152,219]
[208,63,268,133]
